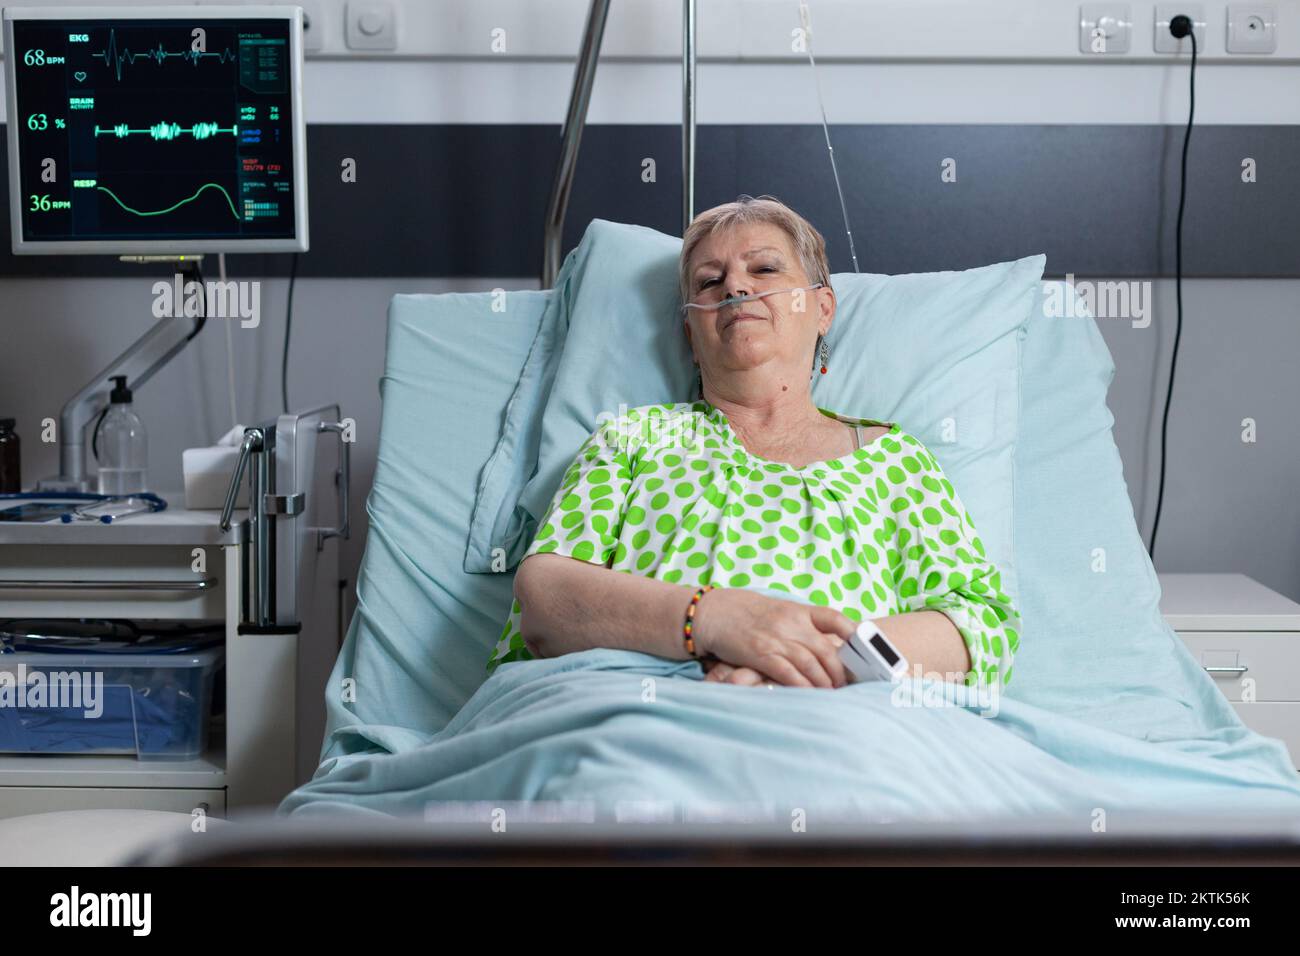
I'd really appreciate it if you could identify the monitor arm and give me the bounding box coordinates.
[42,267,206,492]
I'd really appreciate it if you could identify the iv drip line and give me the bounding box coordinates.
[799,2,860,273]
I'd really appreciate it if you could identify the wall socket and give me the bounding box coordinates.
[1080,3,1133,54]
[1154,4,1207,52]
[1227,3,1278,53]
[346,1,398,51]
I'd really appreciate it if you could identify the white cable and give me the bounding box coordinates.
[681,282,826,313]
[799,2,860,273]
[219,252,238,429]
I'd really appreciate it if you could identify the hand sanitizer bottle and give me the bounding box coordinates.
[97,376,148,494]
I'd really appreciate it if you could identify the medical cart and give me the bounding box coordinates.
[0,406,348,820]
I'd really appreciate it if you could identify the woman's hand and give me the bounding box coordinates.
[702,659,772,685]
[691,588,856,688]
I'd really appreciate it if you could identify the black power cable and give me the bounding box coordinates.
[1147,14,1195,560]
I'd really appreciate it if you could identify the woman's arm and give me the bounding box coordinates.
[887,439,1022,689]
[515,553,850,688]
[500,415,850,686]
[703,610,970,686]
[508,417,696,663]
[515,553,700,662]
[868,610,972,683]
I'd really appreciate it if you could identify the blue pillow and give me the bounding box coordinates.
[1009,285,1300,790]
[808,257,1044,602]
[513,221,693,533]
[464,221,689,571]
[462,263,569,572]
[474,218,1042,606]
[1007,282,1221,732]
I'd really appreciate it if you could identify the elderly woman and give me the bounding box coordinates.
[487,195,1020,690]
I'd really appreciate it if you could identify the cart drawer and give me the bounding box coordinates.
[0,544,225,619]
[1177,632,1300,702]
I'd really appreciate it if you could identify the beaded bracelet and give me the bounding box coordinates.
[683,584,716,659]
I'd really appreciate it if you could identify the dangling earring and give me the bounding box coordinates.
[695,367,704,401]
[818,336,830,375]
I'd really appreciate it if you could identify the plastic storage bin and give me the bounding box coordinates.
[0,619,224,760]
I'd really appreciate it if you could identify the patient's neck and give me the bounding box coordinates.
[704,383,841,459]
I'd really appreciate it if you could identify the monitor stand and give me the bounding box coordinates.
[37,255,207,493]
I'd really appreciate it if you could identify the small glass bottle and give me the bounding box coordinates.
[98,376,148,495]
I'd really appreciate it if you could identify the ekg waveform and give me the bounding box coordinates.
[95,182,242,220]
[94,121,238,141]
[93,28,239,82]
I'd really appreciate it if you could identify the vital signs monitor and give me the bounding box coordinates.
[4,5,307,254]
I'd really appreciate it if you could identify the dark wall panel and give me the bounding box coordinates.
[1,123,1295,279]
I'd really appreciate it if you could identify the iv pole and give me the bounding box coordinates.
[541,0,610,289]
[542,0,698,288]
[682,0,696,233]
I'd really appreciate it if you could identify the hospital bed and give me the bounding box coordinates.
[6,224,1300,864]
[272,215,1300,819]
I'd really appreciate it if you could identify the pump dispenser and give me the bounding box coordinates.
[97,375,148,494]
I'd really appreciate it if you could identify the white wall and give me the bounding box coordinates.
[4,1,1300,125]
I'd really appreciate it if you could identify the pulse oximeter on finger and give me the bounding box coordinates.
[839,620,909,683]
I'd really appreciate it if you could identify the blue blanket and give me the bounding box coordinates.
[279,647,1300,822]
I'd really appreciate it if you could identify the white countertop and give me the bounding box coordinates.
[0,490,245,546]
[1158,572,1300,631]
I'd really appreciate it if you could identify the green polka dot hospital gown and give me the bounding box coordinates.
[488,400,1021,688]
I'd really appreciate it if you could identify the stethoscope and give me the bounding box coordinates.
[0,491,168,523]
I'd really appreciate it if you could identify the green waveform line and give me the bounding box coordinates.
[95,182,242,221]
[94,29,239,82]
[94,121,237,141]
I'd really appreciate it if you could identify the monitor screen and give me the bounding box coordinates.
[869,632,900,667]
[4,5,307,254]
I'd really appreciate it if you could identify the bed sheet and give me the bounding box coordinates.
[280,645,1300,821]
